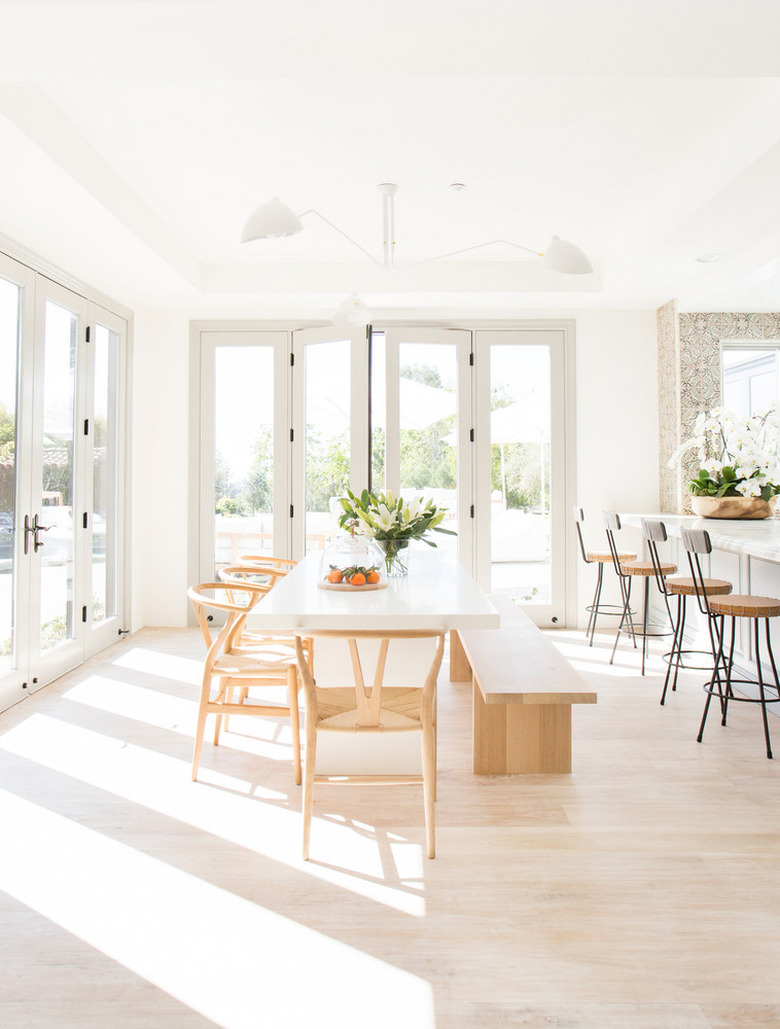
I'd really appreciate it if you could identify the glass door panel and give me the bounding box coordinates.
[292,328,368,558]
[39,298,78,653]
[200,331,289,581]
[474,329,570,626]
[382,329,472,568]
[0,267,26,708]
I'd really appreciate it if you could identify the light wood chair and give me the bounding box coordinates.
[604,512,677,674]
[293,628,445,861]
[682,528,780,759]
[236,555,297,587]
[188,582,302,784]
[573,507,637,645]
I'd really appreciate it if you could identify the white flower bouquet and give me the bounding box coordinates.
[337,488,455,575]
[669,405,780,500]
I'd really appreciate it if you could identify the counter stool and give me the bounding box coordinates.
[682,527,780,760]
[604,512,677,675]
[641,519,733,705]
[573,507,637,645]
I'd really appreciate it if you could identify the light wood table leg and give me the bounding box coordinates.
[473,688,573,774]
[449,629,472,682]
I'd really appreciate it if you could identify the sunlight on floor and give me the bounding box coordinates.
[0,712,426,916]
[0,787,435,1029]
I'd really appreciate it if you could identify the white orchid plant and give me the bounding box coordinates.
[337,488,456,545]
[668,405,780,500]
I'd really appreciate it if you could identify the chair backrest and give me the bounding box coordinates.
[680,527,714,614]
[293,628,445,728]
[187,581,265,655]
[218,565,276,594]
[602,511,624,573]
[572,506,590,564]
[641,518,672,595]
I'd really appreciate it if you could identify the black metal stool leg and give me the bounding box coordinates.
[661,594,684,705]
[698,614,727,744]
[609,577,633,665]
[756,619,775,760]
[721,618,737,726]
[640,576,650,676]
[587,563,603,645]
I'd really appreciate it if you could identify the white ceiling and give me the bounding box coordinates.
[3,0,780,315]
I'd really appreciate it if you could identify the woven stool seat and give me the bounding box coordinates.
[620,560,677,577]
[708,595,780,619]
[586,550,636,564]
[666,577,732,597]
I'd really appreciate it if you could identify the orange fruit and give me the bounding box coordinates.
[327,568,343,583]
[349,572,366,586]
[366,569,380,584]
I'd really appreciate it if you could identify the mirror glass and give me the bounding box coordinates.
[721,345,780,416]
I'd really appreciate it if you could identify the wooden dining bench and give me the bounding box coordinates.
[450,596,597,774]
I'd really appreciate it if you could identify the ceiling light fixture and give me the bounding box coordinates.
[241,183,594,275]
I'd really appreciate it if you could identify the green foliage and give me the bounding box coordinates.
[215,496,246,517]
[306,429,351,513]
[337,488,456,545]
[244,428,273,513]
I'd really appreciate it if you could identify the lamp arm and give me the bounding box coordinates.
[403,239,543,270]
[298,209,384,268]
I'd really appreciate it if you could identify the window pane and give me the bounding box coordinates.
[214,346,275,571]
[92,324,119,622]
[304,339,350,553]
[398,341,458,562]
[489,345,551,602]
[41,300,77,650]
[0,277,20,670]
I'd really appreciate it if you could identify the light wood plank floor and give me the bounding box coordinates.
[1,626,779,1029]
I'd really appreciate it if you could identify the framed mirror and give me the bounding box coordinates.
[720,342,780,416]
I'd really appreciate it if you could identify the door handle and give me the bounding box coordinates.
[25,513,51,554]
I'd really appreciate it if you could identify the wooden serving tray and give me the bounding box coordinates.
[317,580,388,592]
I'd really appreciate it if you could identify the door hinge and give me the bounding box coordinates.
[289,428,294,442]
[469,428,475,442]
[469,352,474,366]
[290,352,295,366]
[82,512,88,529]
[85,325,91,343]
[82,605,88,623]
[290,504,294,518]
[470,505,475,518]
[83,418,89,435]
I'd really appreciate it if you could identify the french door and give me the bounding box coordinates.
[197,323,573,625]
[0,258,127,712]
[473,329,572,626]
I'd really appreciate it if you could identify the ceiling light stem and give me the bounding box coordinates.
[381,190,396,270]
[297,209,384,268]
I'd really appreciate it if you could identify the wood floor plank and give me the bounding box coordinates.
[0,627,778,1028]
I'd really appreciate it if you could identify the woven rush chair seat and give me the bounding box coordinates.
[665,576,732,597]
[620,560,677,577]
[708,595,780,619]
[586,550,637,564]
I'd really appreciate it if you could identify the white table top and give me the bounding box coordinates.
[246,551,500,631]
[621,512,780,564]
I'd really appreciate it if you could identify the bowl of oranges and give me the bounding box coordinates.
[318,534,388,590]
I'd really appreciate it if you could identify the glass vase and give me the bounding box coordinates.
[378,539,410,577]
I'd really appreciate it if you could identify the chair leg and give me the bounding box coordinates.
[587,563,603,645]
[191,673,213,782]
[721,618,738,726]
[756,619,775,760]
[287,665,302,786]
[421,723,436,859]
[661,595,684,705]
[609,578,633,665]
[698,615,727,744]
[640,577,650,676]
[302,720,317,861]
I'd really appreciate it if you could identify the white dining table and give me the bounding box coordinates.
[246,550,500,633]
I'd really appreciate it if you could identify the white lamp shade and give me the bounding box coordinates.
[332,293,372,328]
[241,197,303,241]
[541,235,594,275]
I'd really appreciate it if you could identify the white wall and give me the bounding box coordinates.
[131,309,192,629]
[572,308,659,626]
[129,307,659,630]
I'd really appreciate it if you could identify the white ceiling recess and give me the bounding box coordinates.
[1,1,780,313]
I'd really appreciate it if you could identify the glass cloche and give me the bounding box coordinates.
[318,530,387,590]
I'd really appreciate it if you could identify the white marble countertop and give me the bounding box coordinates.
[246,550,500,631]
[620,512,780,563]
